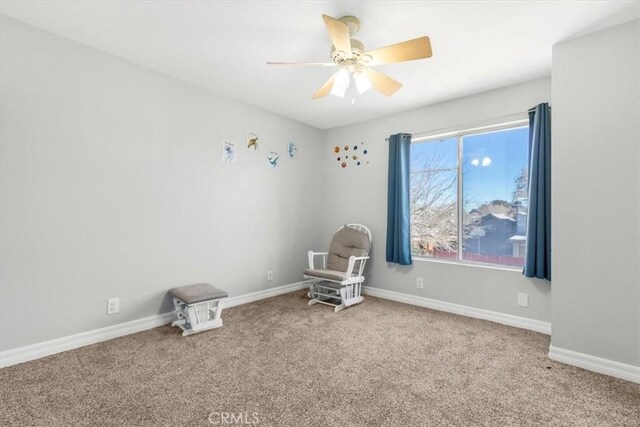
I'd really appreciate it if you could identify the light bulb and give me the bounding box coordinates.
[482,157,492,166]
[330,83,347,98]
[471,158,480,167]
[333,68,350,88]
[354,71,372,94]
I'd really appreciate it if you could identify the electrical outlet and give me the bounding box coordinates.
[267,270,273,281]
[416,277,424,289]
[517,293,529,307]
[107,298,120,315]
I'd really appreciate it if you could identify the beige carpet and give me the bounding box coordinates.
[1,291,639,426]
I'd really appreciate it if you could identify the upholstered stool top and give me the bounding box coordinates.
[169,283,228,304]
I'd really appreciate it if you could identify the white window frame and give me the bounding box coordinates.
[411,119,529,270]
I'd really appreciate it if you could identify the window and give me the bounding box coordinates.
[410,123,529,268]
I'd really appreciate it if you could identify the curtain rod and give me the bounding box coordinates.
[384,104,551,141]
[384,112,526,142]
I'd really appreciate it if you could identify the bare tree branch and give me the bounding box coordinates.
[410,153,479,256]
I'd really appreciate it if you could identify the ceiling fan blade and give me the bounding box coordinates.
[267,61,336,67]
[364,68,402,96]
[363,36,432,66]
[312,73,337,99]
[322,15,351,57]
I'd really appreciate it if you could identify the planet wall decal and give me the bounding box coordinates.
[332,142,369,168]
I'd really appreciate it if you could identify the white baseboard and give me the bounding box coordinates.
[0,312,175,369]
[222,281,308,309]
[548,345,640,384]
[363,286,551,335]
[0,281,309,369]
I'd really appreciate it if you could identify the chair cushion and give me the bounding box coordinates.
[303,268,350,282]
[326,226,371,273]
[169,283,228,304]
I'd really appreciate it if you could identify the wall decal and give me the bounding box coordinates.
[333,141,369,168]
[222,141,237,163]
[267,151,280,169]
[288,142,297,158]
[247,132,259,150]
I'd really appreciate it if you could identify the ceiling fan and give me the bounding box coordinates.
[267,15,432,99]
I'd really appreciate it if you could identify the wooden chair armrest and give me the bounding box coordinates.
[345,256,370,277]
[308,251,328,269]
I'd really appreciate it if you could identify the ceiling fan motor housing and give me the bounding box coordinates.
[329,16,370,68]
[331,39,371,68]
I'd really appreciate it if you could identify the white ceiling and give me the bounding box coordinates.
[1,1,638,129]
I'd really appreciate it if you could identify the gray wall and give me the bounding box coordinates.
[0,16,324,351]
[321,78,552,323]
[551,20,640,366]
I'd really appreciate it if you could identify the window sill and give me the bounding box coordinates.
[411,256,523,273]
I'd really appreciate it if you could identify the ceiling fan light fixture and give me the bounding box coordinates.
[335,68,350,87]
[330,82,347,98]
[354,71,372,94]
[331,68,350,97]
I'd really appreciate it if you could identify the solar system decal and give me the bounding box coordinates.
[333,142,369,168]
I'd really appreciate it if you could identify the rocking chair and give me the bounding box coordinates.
[303,224,372,312]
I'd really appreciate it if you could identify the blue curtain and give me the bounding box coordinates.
[386,133,413,265]
[524,103,551,280]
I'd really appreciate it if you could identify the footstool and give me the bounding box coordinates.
[169,283,228,336]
